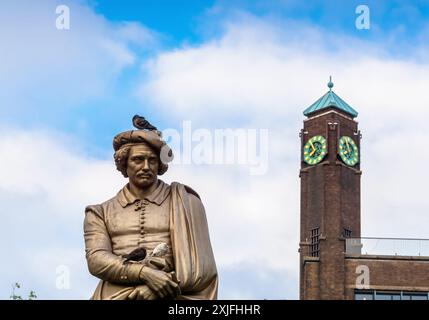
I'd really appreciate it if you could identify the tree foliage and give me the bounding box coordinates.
[10,283,37,300]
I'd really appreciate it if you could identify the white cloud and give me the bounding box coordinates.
[0,127,124,299]
[137,15,429,128]
[0,0,157,116]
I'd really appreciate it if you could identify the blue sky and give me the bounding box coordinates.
[2,0,429,150]
[4,0,429,141]
[1,0,429,300]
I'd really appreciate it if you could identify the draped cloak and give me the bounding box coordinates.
[84,180,218,300]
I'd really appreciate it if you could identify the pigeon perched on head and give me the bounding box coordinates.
[122,247,147,264]
[132,115,158,131]
[150,243,169,257]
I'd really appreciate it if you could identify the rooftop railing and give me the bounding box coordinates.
[345,237,429,257]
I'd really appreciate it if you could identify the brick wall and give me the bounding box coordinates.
[345,256,429,299]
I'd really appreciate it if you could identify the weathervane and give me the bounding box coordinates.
[328,76,334,91]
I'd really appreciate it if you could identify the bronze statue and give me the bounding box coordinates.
[83,116,218,300]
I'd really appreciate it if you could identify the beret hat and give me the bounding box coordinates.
[113,129,167,152]
[113,115,173,168]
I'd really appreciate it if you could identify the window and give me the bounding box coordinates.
[310,227,320,257]
[343,228,352,238]
[355,290,429,300]
[375,293,400,300]
[403,294,428,300]
[355,292,373,300]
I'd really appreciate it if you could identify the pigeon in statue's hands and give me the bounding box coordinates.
[122,247,147,264]
[122,243,168,265]
[150,243,169,257]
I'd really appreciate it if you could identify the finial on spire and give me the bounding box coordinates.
[327,76,334,91]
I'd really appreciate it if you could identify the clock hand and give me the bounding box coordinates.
[345,139,351,153]
[309,141,316,156]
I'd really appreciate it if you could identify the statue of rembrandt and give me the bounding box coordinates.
[83,116,218,300]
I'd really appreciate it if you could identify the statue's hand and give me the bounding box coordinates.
[140,266,180,299]
[144,256,172,271]
[127,285,157,300]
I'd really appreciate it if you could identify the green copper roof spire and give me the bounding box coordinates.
[303,76,358,118]
[327,75,334,91]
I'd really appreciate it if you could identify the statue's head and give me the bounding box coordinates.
[113,116,172,189]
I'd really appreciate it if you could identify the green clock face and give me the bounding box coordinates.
[338,136,359,166]
[303,135,328,165]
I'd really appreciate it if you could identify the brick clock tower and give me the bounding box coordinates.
[299,78,362,300]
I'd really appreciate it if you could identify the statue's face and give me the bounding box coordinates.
[127,144,159,189]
